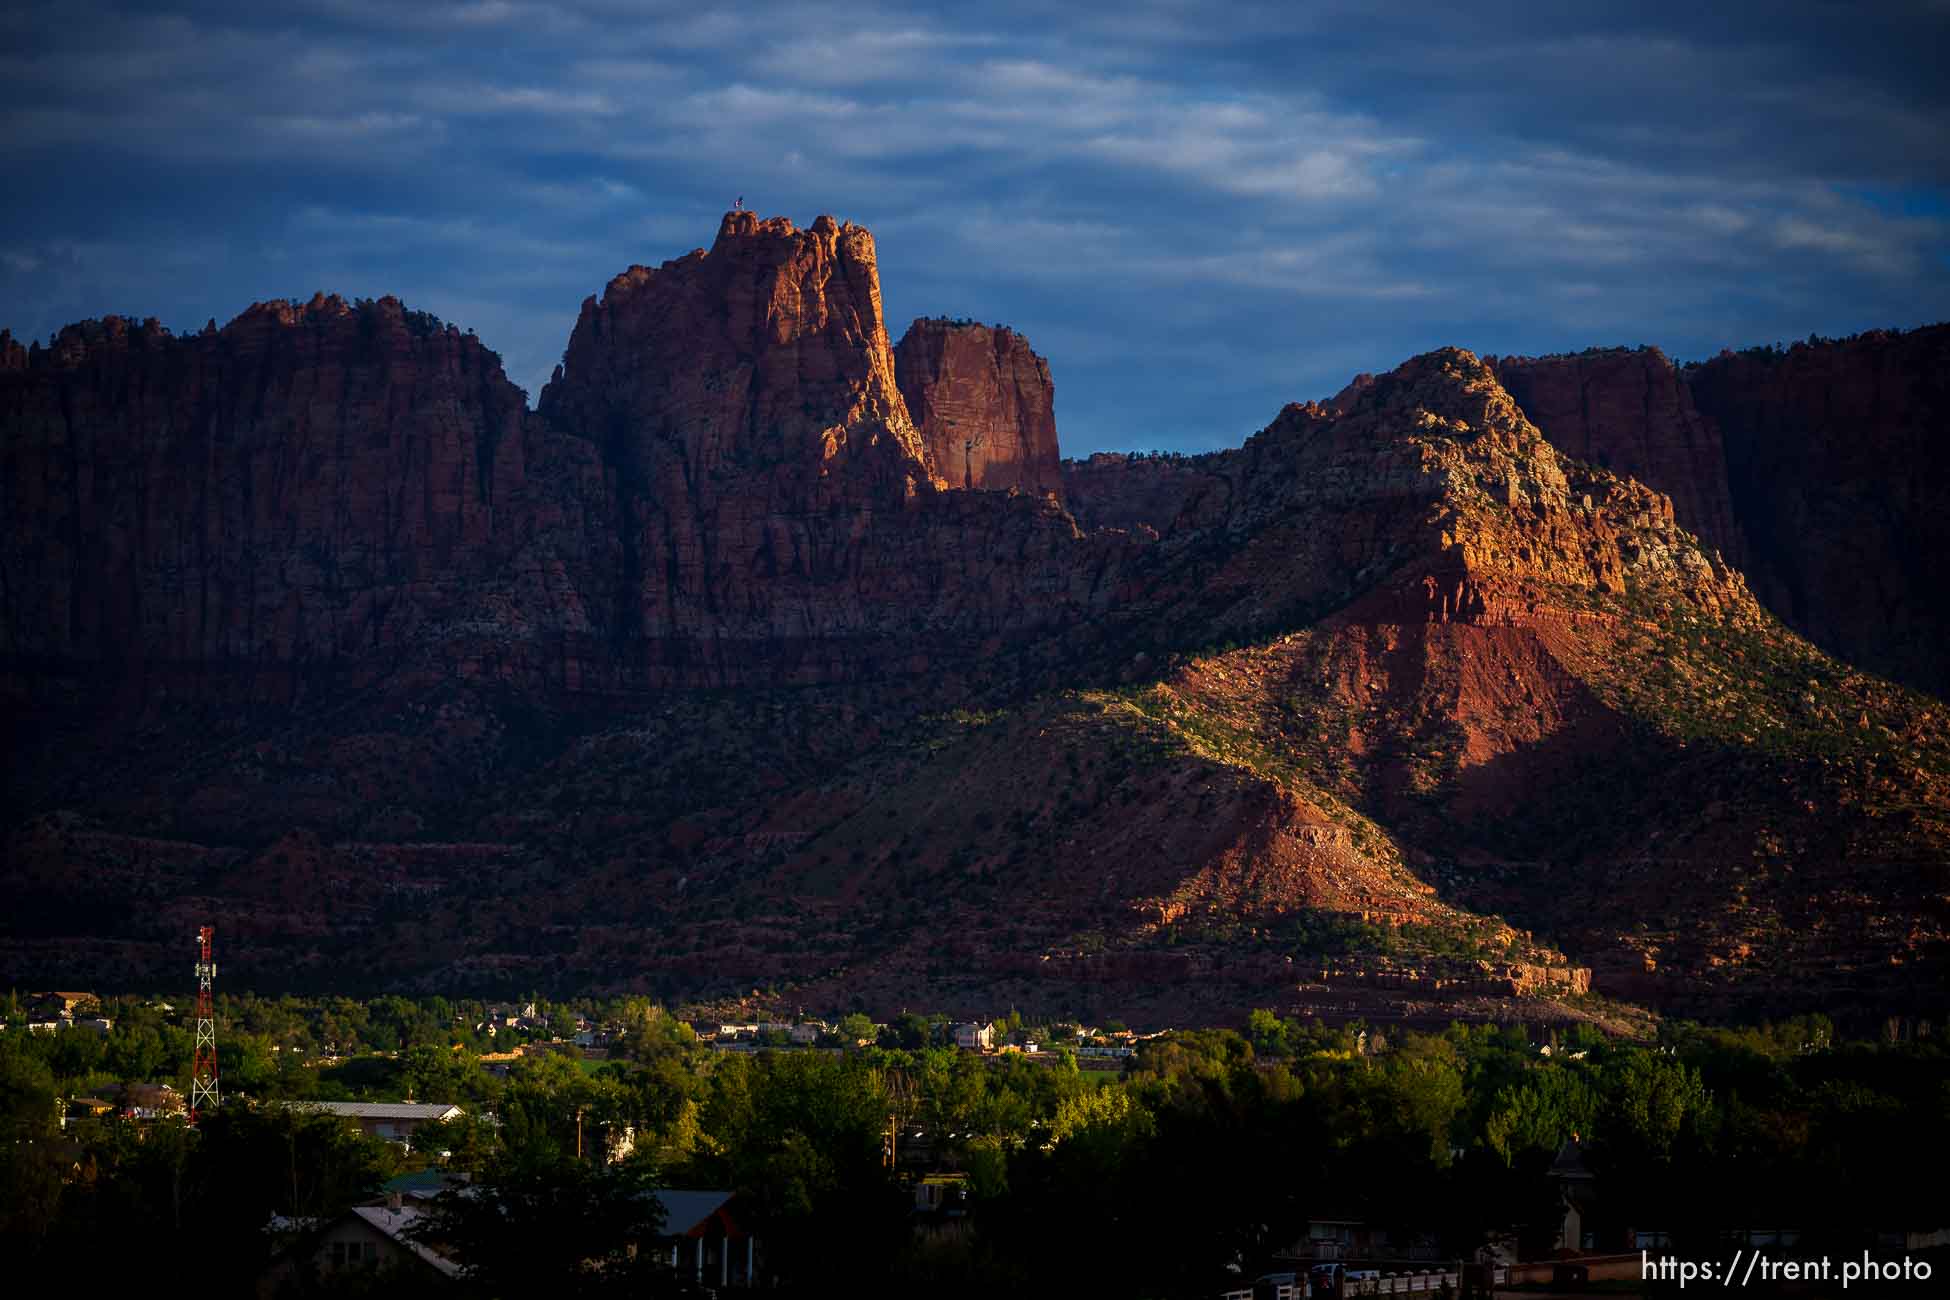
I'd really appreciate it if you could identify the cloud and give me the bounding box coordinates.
[1,0,1946,449]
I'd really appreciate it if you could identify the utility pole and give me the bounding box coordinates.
[189,926,219,1118]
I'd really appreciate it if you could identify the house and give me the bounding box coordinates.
[278,1100,465,1146]
[120,1081,186,1118]
[952,1022,993,1051]
[1548,1138,1598,1252]
[366,1168,472,1206]
[1289,1216,1443,1263]
[71,1016,114,1037]
[657,1189,763,1288]
[33,991,99,1016]
[257,1204,459,1295]
[64,1097,116,1127]
[913,1174,970,1217]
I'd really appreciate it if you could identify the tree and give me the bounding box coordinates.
[0,1041,63,1248]
[409,1154,690,1296]
[105,1023,170,1081]
[836,1013,875,1045]
[218,1034,279,1095]
[888,1013,932,1051]
[1246,1008,1290,1058]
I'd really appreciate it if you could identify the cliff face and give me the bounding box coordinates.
[1488,330,1950,699]
[1060,452,1235,537]
[0,299,616,695]
[0,216,1121,701]
[893,319,1063,498]
[1686,328,1950,699]
[534,212,1110,686]
[1487,348,1745,565]
[540,211,928,499]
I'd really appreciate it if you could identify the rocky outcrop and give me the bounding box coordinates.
[1490,331,1950,699]
[540,211,929,501]
[893,319,1062,498]
[1326,372,1375,413]
[0,215,1129,700]
[0,298,617,696]
[1060,451,1235,538]
[1487,348,1745,565]
[535,212,1115,686]
[1175,352,1747,639]
[1686,327,1950,699]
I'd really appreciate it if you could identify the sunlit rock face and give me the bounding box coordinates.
[894,318,1063,500]
[1489,328,1950,699]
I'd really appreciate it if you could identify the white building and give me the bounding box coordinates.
[952,1023,993,1051]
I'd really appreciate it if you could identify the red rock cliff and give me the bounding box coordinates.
[0,298,618,693]
[1489,332,1950,699]
[1685,326,1950,699]
[1487,348,1745,566]
[893,319,1063,498]
[1060,451,1235,538]
[0,214,1133,702]
[533,211,1114,685]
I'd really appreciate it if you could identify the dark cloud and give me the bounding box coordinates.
[4,0,1946,451]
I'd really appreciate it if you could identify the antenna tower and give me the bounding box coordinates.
[190,925,219,1117]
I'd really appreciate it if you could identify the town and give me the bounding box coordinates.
[3,983,1944,1296]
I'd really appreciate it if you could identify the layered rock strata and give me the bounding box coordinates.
[893,319,1063,498]
[1488,330,1950,698]
[1687,328,1950,699]
[1487,348,1745,565]
[0,299,614,695]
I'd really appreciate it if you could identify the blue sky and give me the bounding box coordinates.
[4,1,1947,455]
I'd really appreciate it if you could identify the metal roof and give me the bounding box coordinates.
[350,1206,463,1277]
[280,1101,464,1120]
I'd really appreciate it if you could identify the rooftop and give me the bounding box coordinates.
[350,1206,462,1277]
[278,1101,464,1121]
[658,1188,738,1237]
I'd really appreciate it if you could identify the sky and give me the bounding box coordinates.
[3,1,1948,456]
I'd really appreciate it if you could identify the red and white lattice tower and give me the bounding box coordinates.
[189,926,219,1117]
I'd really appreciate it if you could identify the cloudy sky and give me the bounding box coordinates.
[4,0,1947,454]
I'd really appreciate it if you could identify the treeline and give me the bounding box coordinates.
[2,1006,1945,1295]
[0,990,576,1102]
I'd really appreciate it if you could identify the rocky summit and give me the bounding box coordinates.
[1,212,1944,1026]
[894,318,1064,499]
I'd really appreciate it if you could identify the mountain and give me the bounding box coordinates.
[1485,348,1745,565]
[1489,328,1950,699]
[2,213,1944,1026]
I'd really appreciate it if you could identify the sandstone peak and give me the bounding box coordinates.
[540,209,922,485]
[712,209,873,262]
[894,317,1063,498]
[1323,348,1535,449]
[1487,346,1744,565]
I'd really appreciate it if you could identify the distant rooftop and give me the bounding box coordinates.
[278,1101,463,1121]
[350,1206,462,1277]
[658,1189,738,1237]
